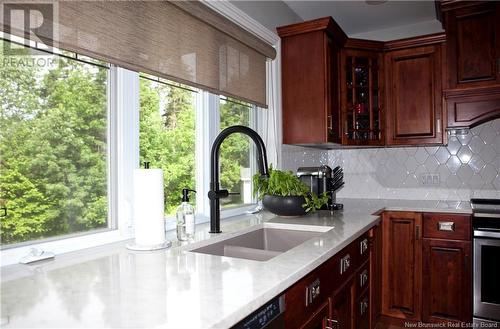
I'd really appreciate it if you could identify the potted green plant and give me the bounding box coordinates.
[253,167,329,217]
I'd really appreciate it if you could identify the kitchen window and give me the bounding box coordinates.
[0,37,112,247]
[139,75,198,216]
[0,1,277,266]
[0,40,266,264]
[219,97,257,209]
[138,74,260,221]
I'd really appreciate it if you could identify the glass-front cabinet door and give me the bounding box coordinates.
[341,49,384,145]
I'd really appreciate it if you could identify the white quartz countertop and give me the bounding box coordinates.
[0,199,471,329]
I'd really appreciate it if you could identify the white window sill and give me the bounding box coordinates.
[165,204,258,230]
[1,229,132,267]
[1,204,258,267]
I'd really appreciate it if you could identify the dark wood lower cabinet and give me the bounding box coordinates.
[284,231,374,329]
[300,300,330,329]
[356,290,370,329]
[381,211,422,320]
[369,223,382,329]
[380,211,473,327]
[283,211,473,329]
[330,280,354,329]
[422,239,472,323]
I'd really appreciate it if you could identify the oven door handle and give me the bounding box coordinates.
[474,230,500,238]
[473,213,500,218]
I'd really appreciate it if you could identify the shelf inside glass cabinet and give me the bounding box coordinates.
[344,54,382,144]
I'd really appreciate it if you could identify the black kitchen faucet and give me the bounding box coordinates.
[208,125,269,233]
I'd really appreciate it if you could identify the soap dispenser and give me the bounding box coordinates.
[176,189,196,241]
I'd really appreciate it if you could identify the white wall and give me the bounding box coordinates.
[351,19,444,41]
[229,0,302,31]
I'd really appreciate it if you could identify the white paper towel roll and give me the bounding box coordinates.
[133,169,166,246]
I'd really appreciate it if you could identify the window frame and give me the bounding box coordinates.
[0,61,134,265]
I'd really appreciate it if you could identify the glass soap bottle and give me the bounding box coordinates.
[176,189,196,241]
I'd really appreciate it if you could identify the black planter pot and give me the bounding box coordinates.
[262,195,307,217]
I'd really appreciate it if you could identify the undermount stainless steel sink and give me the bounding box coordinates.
[190,225,329,261]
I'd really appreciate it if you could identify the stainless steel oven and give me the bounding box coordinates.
[472,199,500,326]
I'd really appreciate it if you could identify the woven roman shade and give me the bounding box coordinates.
[1,1,275,107]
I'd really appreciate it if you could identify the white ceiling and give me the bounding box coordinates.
[284,0,442,39]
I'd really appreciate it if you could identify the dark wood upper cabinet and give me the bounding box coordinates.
[279,5,500,146]
[439,1,500,128]
[445,87,500,128]
[385,44,445,145]
[441,2,500,88]
[278,17,450,147]
[277,17,347,146]
[381,211,422,320]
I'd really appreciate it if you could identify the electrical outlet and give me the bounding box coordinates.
[420,173,440,186]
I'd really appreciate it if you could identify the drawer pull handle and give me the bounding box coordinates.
[340,254,351,275]
[360,238,368,255]
[328,115,333,130]
[326,318,339,329]
[438,221,455,232]
[360,269,368,287]
[305,279,321,306]
[360,297,369,315]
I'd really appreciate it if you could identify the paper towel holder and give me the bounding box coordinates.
[126,166,172,251]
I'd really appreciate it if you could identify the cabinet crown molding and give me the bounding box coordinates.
[384,33,446,51]
[277,16,347,47]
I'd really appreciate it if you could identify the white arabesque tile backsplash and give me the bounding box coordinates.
[281,119,500,201]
